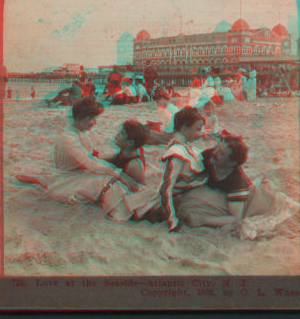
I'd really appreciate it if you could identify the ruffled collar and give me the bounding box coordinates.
[161,133,205,173]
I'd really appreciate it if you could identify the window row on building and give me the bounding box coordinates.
[134,53,293,66]
[134,45,287,60]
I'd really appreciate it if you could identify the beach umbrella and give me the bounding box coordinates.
[238,68,246,72]
[224,69,232,73]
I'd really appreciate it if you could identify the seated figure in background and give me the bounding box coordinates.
[145,92,179,145]
[122,78,137,104]
[39,81,82,108]
[194,76,216,109]
[188,77,202,107]
[219,77,235,102]
[201,101,220,140]
[135,76,150,103]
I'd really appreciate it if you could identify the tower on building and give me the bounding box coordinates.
[117,32,134,65]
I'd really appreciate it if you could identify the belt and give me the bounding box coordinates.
[98,177,118,202]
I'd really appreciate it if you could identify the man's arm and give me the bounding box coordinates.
[224,169,249,220]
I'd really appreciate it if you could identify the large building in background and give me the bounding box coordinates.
[132,19,292,68]
[117,32,134,65]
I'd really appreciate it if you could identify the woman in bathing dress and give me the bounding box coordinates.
[124,107,208,232]
[96,120,148,186]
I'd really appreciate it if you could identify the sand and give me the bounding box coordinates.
[3,83,300,276]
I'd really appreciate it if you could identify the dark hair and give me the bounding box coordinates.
[111,81,122,90]
[221,136,248,166]
[135,79,144,85]
[156,89,169,101]
[72,98,104,121]
[113,66,120,73]
[173,107,205,132]
[123,120,149,148]
[204,101,214,110]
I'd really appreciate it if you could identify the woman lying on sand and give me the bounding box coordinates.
[16,97,148,222]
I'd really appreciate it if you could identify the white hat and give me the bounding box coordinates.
[125,72,135,79]
[207,76,214,87]
[214,77,221,84]
[135,75,144,81]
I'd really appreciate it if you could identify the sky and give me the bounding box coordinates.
[3,0,299,72]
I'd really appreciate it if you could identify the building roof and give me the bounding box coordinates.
[232,19,250,31]
[119,31,134,42]
[135,30,151,41]
[214,20,232,33]
[272,24,288,37]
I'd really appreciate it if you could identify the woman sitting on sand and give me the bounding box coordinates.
[16,97,141,222]
[195,76,217,109]
[95,120,148,185]
[217,77,235,102]
[124,107,208,232]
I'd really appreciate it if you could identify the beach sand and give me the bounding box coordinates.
[3,84,300,276]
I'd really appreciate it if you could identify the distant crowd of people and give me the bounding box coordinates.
[101,63,176,105]
[5,62,297,105]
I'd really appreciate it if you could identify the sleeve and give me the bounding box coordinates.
[137,86,143,98]
[225,169,250,202]
[123,87,131,96]
[60,134,121,177]
[159,157,183,230]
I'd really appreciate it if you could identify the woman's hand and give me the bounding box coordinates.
[117,172,139,193]
[235,219,258,241]
[168,216,181,232]
[224,219,257,241]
